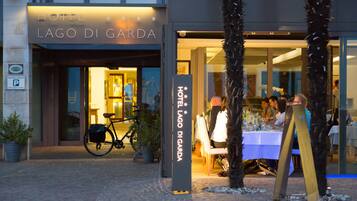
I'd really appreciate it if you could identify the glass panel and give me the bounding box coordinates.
[123,68,137,118]
[62,67,81,141]
[205,47,268,111]
[126,0,157,4]
[327,46,341,174]
[345,40,357,173]
[142,68,160,111]
[272,48,302,97]
[52,0,83,3]
[206,47,226,104]
[244,48,267,112]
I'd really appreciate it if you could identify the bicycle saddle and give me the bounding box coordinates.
[103,113,115,118]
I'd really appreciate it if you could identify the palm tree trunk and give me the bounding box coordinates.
[222,0,245,188]
[305,0,331,196]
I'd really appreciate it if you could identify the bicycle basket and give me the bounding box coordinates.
[88,124,106,143]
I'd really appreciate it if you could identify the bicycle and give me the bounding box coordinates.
[83,108,140,157]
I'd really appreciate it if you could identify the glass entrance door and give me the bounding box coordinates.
[337,39,357,174]
[61,67,83,142]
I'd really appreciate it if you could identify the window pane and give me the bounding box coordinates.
[345,41,357,173]
[62,67,81,141]
[126,0,157,3]
[272,48,302,98]
[142,68,160,111]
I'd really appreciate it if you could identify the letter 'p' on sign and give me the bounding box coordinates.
[172,75,192,194]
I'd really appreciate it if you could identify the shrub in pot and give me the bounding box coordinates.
[138,106,160,163]
[0,112,32,162]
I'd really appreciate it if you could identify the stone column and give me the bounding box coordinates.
[3,0,31,124]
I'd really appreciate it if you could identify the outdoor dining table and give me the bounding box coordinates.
[328,125,357,159]
[195,116,295,175]
[242,130,294,175]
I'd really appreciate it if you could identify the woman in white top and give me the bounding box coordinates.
[211,97,228,148]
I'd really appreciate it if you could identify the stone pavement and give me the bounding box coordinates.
[0,147,356,201]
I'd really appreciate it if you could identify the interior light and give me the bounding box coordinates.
[178,31,187,37]
[333,55,356,63]
[118,67,137,71]
[273,48,302,64]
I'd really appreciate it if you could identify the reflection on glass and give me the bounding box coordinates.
[205,48,268,111]
[206,48,227,105]
[62,67,81,141]
[345,41,357,172]
[271,48,302,97]
[126,0,157,3]
[142,68,160,111]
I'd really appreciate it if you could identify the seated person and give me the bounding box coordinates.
[274,99,287,127]
[211,97,227,148]
[265,96,278,123]
[261,98,274,122]
[291,93,311,149]
[208,96,222,138]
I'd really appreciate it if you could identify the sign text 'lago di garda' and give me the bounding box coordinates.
[28,6,165,44]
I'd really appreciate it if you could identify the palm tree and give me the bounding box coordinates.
[222,0,245,188]
[305,0,331,196]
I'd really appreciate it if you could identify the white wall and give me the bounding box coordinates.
[347,64,357,111]
[90,68,107,124]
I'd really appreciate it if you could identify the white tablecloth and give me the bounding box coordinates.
[243,130,284,159]
[242,130,294,175]
[328,125,357,147]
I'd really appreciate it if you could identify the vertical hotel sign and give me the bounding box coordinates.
[172,75,192,194]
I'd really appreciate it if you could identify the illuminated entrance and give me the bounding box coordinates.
[88,67,138,122]
[88,67,138,138]
[37,48,161,146]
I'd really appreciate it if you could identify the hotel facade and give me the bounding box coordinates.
[1,0,357,177]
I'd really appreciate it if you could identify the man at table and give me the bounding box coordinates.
[211,97,227,148]
[291,93,312,149]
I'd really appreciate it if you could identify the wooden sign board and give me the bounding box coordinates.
[273,105,319,201]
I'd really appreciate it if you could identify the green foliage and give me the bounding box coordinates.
[138,107,160,153]
[0,112,33,145]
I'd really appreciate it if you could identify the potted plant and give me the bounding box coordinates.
[0,112,32,162]
[138,107,160,163]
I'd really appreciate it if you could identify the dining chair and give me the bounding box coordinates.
[197,115,227,175]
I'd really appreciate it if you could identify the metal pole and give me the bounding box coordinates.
[339,38,347,174]
[267,48,273,97]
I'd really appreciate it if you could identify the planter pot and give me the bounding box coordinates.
[142,146,154,163]
[4,141,22,162]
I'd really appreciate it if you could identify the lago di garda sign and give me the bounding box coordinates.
[28,6,165,44]
[172,75,192,194]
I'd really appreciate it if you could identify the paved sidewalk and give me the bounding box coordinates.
[0,157,356,201]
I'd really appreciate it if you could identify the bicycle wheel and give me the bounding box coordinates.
[84,128,114,156]
[129,130,139,152]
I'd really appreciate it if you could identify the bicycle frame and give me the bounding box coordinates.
[107,117,136,142]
